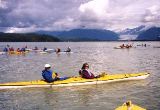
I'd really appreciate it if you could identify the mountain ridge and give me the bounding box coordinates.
[118,25,146,35]
[136,27,160,41]
[1,26,160,41]
[37,28,119,41]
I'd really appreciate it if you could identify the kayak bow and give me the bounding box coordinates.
[115,101,146,110]
[0,72,150,89]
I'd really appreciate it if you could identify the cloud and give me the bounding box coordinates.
[0,0,160,33]
[79,0,109,17]
[143,5,160,23]
[0,0,7,9]
[78,0,160,30]
[0,0,83,32]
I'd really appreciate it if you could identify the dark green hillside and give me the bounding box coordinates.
[0,33,60,42]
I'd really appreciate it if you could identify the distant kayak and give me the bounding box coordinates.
[39,51,73,54]
[153,46,160,48]
[114,47,125,49]
[44,49,55,53]
[115,101,146,110]
[114,46,135,49]
[0,51,29,55]
[0,72,150,89]
[25,49,32,51]
[46,49,54,51]
[0,52,6,55]
[56,51,73,54]
[39,51,48,54]
[9,51,29,55]
[114,47,130,49]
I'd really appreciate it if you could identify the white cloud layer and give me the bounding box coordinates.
[78,0,160,31]
[0,0,160,33]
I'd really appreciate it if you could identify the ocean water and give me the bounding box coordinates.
[0,41,159,110]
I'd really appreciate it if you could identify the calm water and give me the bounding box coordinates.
[0,42,159,110]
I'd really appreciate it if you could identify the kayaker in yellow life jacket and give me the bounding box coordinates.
[42,64,59,82]
[42,64,69,82]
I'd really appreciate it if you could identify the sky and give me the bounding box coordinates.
[0,0,160,33]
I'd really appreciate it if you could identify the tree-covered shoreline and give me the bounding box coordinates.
[0,33,60,42]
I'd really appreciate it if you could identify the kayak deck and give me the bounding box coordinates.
[0,72,150,89]
[115,101,146,110]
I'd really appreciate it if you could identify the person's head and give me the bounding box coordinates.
[82,63,89,69]
[44,64,51,70]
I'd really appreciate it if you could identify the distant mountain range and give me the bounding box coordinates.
[37,29,119,41]
[0,26,160,42]
[37,26,160,41]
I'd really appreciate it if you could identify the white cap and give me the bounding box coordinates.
[44,64,51,68]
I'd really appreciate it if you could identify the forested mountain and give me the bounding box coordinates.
[0,33,60,42]
[37,29,119,41]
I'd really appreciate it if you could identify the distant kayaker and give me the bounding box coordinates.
[9,47,14,51]
[33,46,38,50]
[17,48,21,52]
[42,64,69,82]
[56,48,61,53]
[79,63,100,79]
[43,47,47,51]
[119,44,125,48]
[65,47,71,52]
[3,47,8,52]
[126,44,132,48]
[21,47,26,52]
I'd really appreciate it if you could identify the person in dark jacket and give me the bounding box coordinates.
[43,47,47,51]
[3,47,8,52]
[79,63,97,79]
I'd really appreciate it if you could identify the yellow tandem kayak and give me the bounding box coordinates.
[115,101,146,110]
[9,51,29,55]
[0,72,150,89]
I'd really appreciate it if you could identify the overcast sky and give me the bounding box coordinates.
[0,0,160,33]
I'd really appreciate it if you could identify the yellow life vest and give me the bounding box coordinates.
[52,72,57,79]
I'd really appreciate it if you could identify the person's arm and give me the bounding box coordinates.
[79,70,83,77]
[90,72,96,78]
[55,73,59,78]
